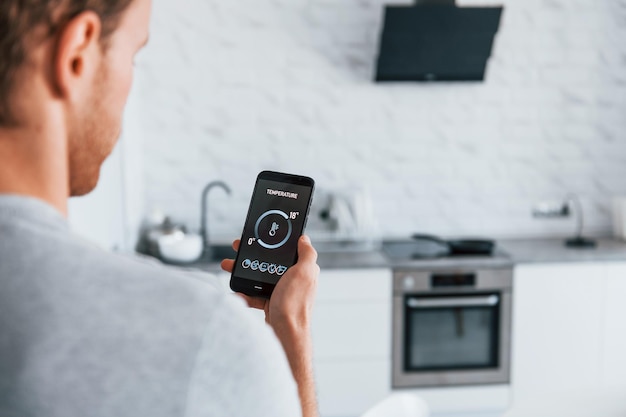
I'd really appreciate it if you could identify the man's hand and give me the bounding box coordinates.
[221,235,320,417]
[221,235,319,332]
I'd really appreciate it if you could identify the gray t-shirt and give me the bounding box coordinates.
[0,195,301,417]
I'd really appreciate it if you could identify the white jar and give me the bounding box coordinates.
[612,197,626,241]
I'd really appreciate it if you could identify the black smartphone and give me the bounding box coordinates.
[230,171,315,299]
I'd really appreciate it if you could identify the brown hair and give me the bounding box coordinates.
[0,0,134,126]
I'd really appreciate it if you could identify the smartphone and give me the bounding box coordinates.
[230,171,315,298]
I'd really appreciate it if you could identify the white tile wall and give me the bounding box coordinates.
[135,0,626,241]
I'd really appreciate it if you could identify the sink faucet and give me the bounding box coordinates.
[200,181,232,257]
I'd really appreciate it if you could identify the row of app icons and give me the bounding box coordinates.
[241,259,288,276]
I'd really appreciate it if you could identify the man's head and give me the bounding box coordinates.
[0,0,150,196]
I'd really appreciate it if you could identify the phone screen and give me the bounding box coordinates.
[232,173,314,290]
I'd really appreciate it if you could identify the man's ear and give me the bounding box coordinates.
[53,11,102,100]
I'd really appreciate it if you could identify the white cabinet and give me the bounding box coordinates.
[315,359,391,417]
[510,263,604,398]
[602,263,626,390]
[313,302,390,360]
[312,268,392,417]
[506,262,626,417]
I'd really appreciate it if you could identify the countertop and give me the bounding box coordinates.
[169,237,626,274]
[498,238,626,264]
[313,237,626,270]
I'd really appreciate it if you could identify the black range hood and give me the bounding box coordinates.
[375,1,503,82]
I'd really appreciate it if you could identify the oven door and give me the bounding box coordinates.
[393,291,511,388]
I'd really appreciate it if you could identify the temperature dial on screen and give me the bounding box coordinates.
[254,209,293,249]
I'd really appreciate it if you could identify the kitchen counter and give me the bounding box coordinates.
[313,237,626,270]
[498,237,626,264]
[316,247,515,270]
[167,237,626,274]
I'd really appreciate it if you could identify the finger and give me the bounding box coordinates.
[232,239,241,251]
[236,293,266,310]
[296,235,318,265]
[220,259,235,273]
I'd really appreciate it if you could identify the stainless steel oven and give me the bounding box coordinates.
[392,266,513,388]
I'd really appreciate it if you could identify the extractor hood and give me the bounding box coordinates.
[375,1,503,82]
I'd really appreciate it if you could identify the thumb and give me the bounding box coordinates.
[297,235,318,265]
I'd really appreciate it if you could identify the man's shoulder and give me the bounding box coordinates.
[105,249,224,292]
[78,251,302,417]
[82,246,229,311]
[57,229,224,292]
[5,222,229,319]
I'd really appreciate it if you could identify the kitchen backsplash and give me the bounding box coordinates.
[134,0,626,240]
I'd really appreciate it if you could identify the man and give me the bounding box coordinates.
[0,1,319,417]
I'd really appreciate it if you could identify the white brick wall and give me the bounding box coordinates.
[135,0,626,241]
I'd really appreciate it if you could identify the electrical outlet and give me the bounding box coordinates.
[532,201,571,218]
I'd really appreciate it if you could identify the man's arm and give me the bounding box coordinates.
[272,321,317,417]
[222,235,320,417]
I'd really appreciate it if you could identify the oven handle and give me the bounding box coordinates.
[406,294,499,308]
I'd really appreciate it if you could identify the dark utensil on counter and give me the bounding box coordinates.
[411,234,495,257]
